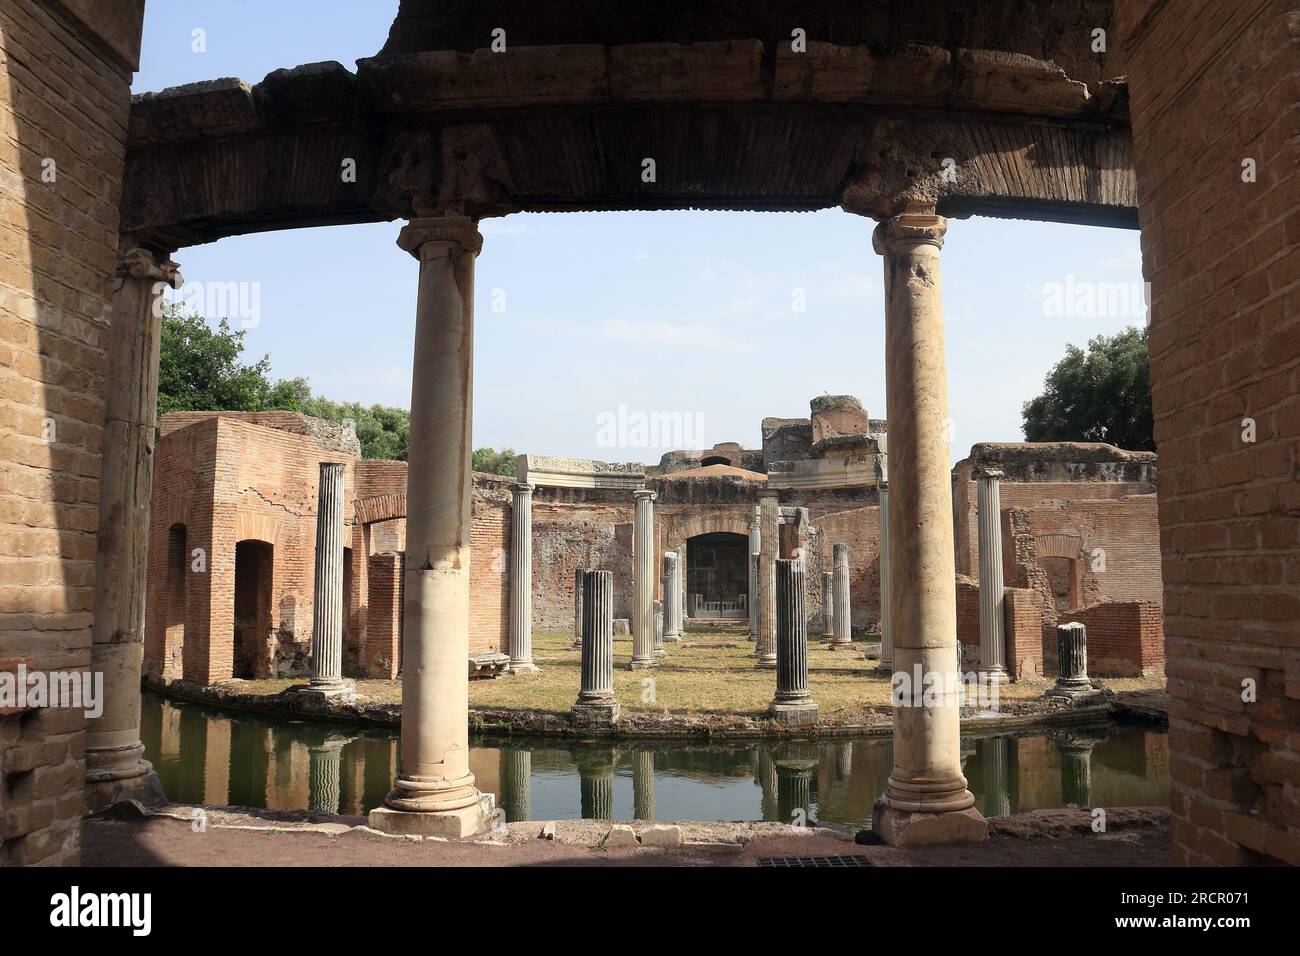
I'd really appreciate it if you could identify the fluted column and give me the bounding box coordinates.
[507,482,538,672]
[830,543,852,648]
[572,569,619,726]
[633,750,656,820]
[662,552,682,642]
[308,462,351,696]
[85,246,177,812]
[822,570,835,640]
[371,216,491,838]
[502,749,532,824]
[869,211,983,845]
[1049,622,1093,699]
[579,755,616,820]
[770,559,818,725]
[748,506,761,640]
[571,567,583,648]
[754,494,779,669]
[875,480,894,671]
[652,600,665,657]
[630,489,658,669]
[976,468,1009,685]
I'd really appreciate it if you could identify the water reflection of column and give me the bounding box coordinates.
[1058,735,1096,808]
[502,749,532,824]
[756,748,780,822]
[981,737,1011,818]
[632,750,655,821]
[203,716,232,806]
[775,751,817,824]
[578,750,616,820]
[835,743,853,781]
[309,737,348,815]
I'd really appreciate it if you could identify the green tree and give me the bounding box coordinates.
[157,305,304,416]
[472,447,518,477]
[1022,326,1154,451]
[300,396,411,461]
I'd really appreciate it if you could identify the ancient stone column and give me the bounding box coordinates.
[976,468,1009,686]
[830,543,853,649]
[754,495,779,669]
[769,559,818,726]
[870,211,984,845]
[675,545,686,634]
[633,749,655,820]
[502,749,532,824]
[876,480,894,672]
[85,246,179,812]
[571,567,584,649]
[822,570,835,640]
[630,489,658,669]
[371,216,492,838]
[652,600,665,657]
[308,736,347,815]
[748,506,761,640]
[1050,622,1093,699]
[662,552,682,642]
[507,482,538,672]
[308,462,352,697]
[572,569,619,726]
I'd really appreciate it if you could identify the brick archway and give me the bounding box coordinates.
[355,493,406,526]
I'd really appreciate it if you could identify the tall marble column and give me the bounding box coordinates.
[572,569,619,726]
[662,552,682,642]
[748,506,761,640]
[869,211,984,845]
[652,600,665,657]
[308,462,352,697]
[769,559,818,725]
[822,570,835,640]
[571,567,583,649]
[875,480,894,671]
[754,494,779,669]
[830,543,853,649]
[86,246,177,812]
[633,750,655,820]
[630,489,658,669]
[675,545,686,634]
[976,468,1009,685]
[371,216,492,838]
[507,482,538,672]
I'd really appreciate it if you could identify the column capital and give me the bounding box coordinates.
[118,247,182,288]
[973,467,1005,482]
[397,216,484,260]
[511,482,535,496]
[872,213,948,255]
[633,488,657,502]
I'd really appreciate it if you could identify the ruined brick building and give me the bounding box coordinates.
[2,0,1295,865]
[140,396,1166,688]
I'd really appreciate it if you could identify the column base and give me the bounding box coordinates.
[874,661,894,677]
[664,633,682,643]
[979,668,1011,686]
[871,801,988,847]
[768,698,819,727]
[506,660,540,674]
[1045,680,1103,702]
[629,657,658,670]
[827,639,855,650]
[753,653,777,670]
[85,757,166,816]
[571,698,620,728]
[297,678,356,701]
[368,795,495,839]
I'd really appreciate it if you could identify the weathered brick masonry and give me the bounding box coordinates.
[1116,0,1300,866]
[0,0,146,866]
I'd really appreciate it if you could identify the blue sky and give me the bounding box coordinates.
[134,2,1146,466]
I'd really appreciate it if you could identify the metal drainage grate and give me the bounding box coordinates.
[757,855,873,868]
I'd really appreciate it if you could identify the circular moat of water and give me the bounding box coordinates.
[141,691,1169,829]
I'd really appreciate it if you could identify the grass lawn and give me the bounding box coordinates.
[221,629,1164,726]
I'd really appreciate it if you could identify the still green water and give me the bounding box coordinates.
[141,691,1169,828]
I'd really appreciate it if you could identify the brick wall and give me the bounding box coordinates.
[1060,602,1165,678]
[364,552,402,677]
[0,0,144,866]
[1004,587,1044,680]
[1116,0,1300,865]
[955,575,980,667]
[470,479,510,655]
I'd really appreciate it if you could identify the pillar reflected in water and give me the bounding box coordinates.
[500,749,533,824]
[1058,733,1098,808]
[632,750,655,820]
[577,748,617,819]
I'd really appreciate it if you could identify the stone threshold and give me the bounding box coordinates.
[143,676,1167,740]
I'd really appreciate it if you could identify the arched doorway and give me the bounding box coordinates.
[685,532,748,619]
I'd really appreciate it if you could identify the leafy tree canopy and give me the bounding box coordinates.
[1021,326,1154,451]
[472,447,517,477]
